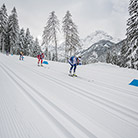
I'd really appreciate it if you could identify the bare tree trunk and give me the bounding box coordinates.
[65,40,68,62]
[54,31,58,61]
[10,44,13,54]
[69,47,72,57]
[46,47,49,60]
[2,37,5,53]
[0,34,1,52]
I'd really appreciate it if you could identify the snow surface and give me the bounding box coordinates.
[0,53,138,138]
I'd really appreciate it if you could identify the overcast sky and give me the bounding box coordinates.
[1,0,129,42]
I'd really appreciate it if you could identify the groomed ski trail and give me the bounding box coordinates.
[0,53,138,138]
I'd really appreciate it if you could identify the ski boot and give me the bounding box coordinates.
[69,70,73,76]
[73,73,77,77]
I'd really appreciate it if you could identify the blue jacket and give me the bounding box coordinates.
[69,56,77,66]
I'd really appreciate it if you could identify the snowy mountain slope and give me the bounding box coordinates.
[108,39,127,56]
[0,53,138,138]
[80,40,115,64]
[48,30,120,61]
[79,39,127,64]
[81,30,121,50]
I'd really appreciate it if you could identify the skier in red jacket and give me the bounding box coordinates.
[37,53,44,66]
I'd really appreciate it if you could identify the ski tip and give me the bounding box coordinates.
[68,74,78,77]
[68,74,73,77]
[37,64,44,67]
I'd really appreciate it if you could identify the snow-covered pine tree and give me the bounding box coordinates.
[24,28,34,56]
[32,38,41,57]
[48,51,51,60]
[120,40,128,67]
[106,52,111,63]
[44,47,48,59]
[0,4,8,53]
[52,53,55,61]
[69,25,81,56]
[62,11,81,62]
[18,28,25,54]
[42,11,59,61]
[62,11,71,62]
[8,7,19,54]
[112,52,118,65]
[28,35,34,57]
[126,0,138,69]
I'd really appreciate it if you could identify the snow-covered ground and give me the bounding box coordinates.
[0,53,138,138]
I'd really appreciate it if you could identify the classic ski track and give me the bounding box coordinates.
[26,66,138,127]
[0,67,46,138]
[67,72,138,97]
[35,61,138,97]
[0,64,77,138]
[5,56,138,97]
[52,68,138,97]
[0,64,97,138]
[0,69,21,138]
[3,59,138,125]
[1,92,29,138]
[1,61,138,128]
[9,56,138,99]
[51,68,138,97]
[84,65,136,80]
[0,83,29,138]
[1,57,138,138]
[20,62,138,121]
[0,96,13,138]
[0,67,44,138]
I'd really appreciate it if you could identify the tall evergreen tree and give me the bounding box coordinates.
[48,51,51,60]
[120,40,127,67]
[0,4,8,52]
[24,28,34,56]
[62,11,81,62]
[62,11,71,62]
[44,47,48,59]
[52,53,56,61]
[42,11,59,61]
[32,38,41,57]
[18,28,25,54]
[29,36,35,57]
[8,7,19,54]
[106,52,111,63]
[125,0,138,69]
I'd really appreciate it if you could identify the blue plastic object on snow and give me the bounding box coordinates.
[43,61,48,64]
[129,79,138,87]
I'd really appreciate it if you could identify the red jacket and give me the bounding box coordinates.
[37,53,44,59]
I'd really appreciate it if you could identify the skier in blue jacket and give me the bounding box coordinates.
[68,55,81,76]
